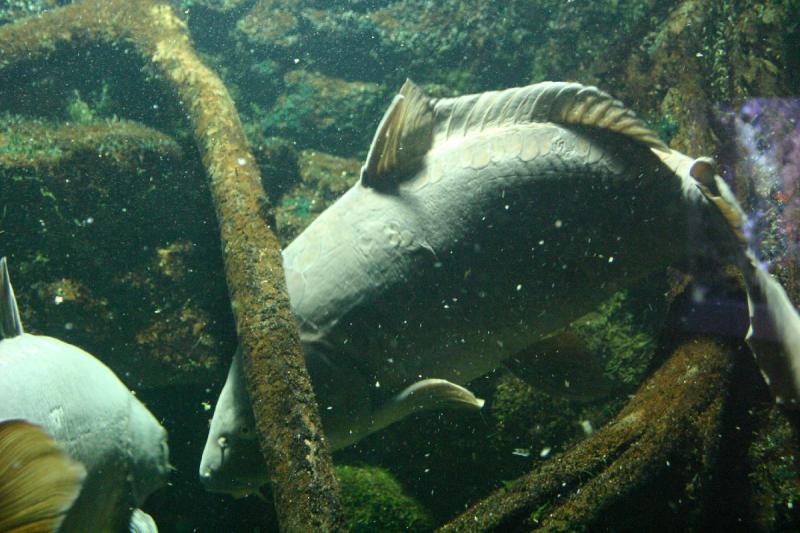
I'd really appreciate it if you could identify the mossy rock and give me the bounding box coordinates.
[747,407,800,529]
[248,69,386,157]
[0,116,232,388]
[337,465,434,533]
[274,148,360,244]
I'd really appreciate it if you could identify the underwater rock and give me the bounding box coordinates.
[0,117,181,171]
[489,373,585,460]
[0,117,233,388]
[250,136,301,204]
[441,334,736,531]
[505,273,670,403]
[251,69,386,156]
[0,0,59,25]
[181,0,250,12]
[275,148,360,244]
[234,0,534,89]
[236,0,301,49]
[747,406,800,530]
[336,465,433,533]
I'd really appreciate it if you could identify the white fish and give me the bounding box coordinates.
[0,257,169,532]
[200,80,800,496]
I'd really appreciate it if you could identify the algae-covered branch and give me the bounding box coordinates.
[0,1,343,530]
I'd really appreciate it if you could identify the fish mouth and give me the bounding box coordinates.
[199,468,263,497]
[199,450,268,496]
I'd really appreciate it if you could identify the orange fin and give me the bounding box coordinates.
[0,420,86,533]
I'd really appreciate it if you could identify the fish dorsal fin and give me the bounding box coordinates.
[433,81,668,150]
[690,159,748,244]
[0,257,24,339]
[360,79,434,188]
[0,419,86,532]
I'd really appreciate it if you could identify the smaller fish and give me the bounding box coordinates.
[0,257,169,532]
[0,419,86,533]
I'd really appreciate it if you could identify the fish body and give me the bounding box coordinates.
[285,117,685,440]
[200,81,800,496]
[0,258,169,532]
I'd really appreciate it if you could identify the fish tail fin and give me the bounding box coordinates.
[0,419,86,532]
[689,160,800,406]
[738,251,800,406]
[0,257,24,339]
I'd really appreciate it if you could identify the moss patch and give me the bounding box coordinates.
[337,465,433,532]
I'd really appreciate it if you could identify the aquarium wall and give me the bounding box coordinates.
[0,0,798,531]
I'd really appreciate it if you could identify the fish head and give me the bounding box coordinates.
[199,349,267,495]
[127,398,171,505]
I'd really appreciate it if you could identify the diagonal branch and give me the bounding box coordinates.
[0,2,343,531]
[440,335,735,532]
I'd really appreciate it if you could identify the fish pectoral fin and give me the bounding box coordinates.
[387,378,485,422]
[129,508,159,533]
[0,419,86,533]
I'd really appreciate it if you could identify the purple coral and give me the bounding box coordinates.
[720,98,800,271]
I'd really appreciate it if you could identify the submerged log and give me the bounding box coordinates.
[0,2,343,531]
[440,334,736,532]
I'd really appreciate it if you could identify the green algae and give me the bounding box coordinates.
[0,114,231,387]
[747,407,800,529]
[337,465,433,532]
[248,69,386,156]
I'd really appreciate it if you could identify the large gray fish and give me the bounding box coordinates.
[0,257,170,532]
[199,80,800,496]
